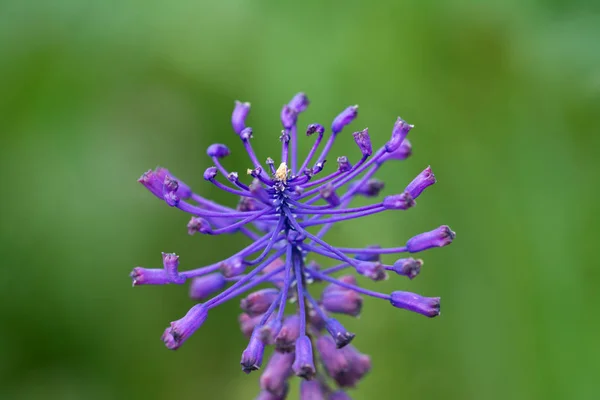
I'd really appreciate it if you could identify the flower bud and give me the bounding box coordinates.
[189,273,226,300]
[161,304,208,350]
[241,289,280,316]
[138,170,164,199]
[330,391,352,400]
[241,332,266,373]
[232,101,250,134]
[275,315,300,352]
[332,105,358,134]
[162,252,185,284]
[352,128,372,156]
[187,217,213,235]
[390,291,440,317]
[349,179,385,197]
[322,289,363,317]
[206,143,230,158]
[293,335,316,379]
[240,127,253,141]
[377,139,412,163]
[356,261,388,281]
[386,117,413,152]
[220,257,245,278]
[130,267,169,286]
[333,345,371,388]
[382,192,415,210]
[306,123,324,136]
[325,317,355,348]
[316,335,349,377]
[406,225,455,253]
[405,166,436,199]
[203,166,217,181]
[320,183,340,207]
[300,379,326,400]
[280,104,297,129]
[239,313,263,338]
[336,156,352,172]
[390,258,423,279]
[289,92,309,113]
[260,351,294,397]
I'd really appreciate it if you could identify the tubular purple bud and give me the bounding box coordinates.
[289,92,310,113]
[334,345,371,388]
[320,183,341,207]
[390,258,423,279]
[322,289,363,317]
[187,217,213,235]
[317,336,349,377]
[349,178,385,197]
[325,318,355,348]
[220,257,245,278]
[312,161,326,175]
[352,128,372,156]
[300,380,326,400]
[241,127,253,141]
[241,289,280,316]
[138,170,164,199]
[336,156,352,172]
[237,197,259,212]
[259,318,282,345]
[332,105,358,134]
[260,351,294,397]
[256,387,289,400]
[130,267,170,286]
[155,168,192,199]
[382,192,415,210]
[323,275,357,295]
[241,332,266,373]
[330,391,352,400]
[239,313,263,338]
[405,166,436,199]
[189,273,226,300]
[308,304,327,331]
[293,335,316,379]
[161,304,208,350]
[207,143,230,158]
[232,101,251,134]
[280,105,298,129]
[275,315,300,352]
[203,166,217,181]
[354,245,381,262]
[378,139,412,163]
[406,225,455,253]
[356,261,388,281]
[306,123,324,136]
[162,252,185,284]
[386,117,413,152]
[390,291,441,317]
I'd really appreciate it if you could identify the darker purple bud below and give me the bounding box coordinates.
[161,176,180,206]
[220,257,245,278]
[352,128,372,157]
[255,387,289,400]
[330,391,352,400]
[306,123,324,136]
[237,197,259,212]
[275,315,300,352]
[207,143,230,159]
[300,380,326,400]
[232,101,251,134]
[239,313,263,338]
[336,156,352,172]
[130,267,169,286]
[378,138,412,163]
[316,336,349,377]
[161,304,208,350]
[354,245,381,262]
[391,258,423,279]
[162,252,185,284]
[240,127,253,141]
[260,351,294,397]
[241,332,266,373]
[289,92,310,113]
[322,275,357,295]
[333,345,371,388]
[293,335,316,379]
[259,318,282,345]
[320,183,340,207]
[390,291,441,317]
[386,117,413,152]
[138,170,164,199]
[405,166,436,199]
[325,318,355,348]
[187,217,213,235]
[322,288,363,317]
[189,273,226,300]
[382,192,415,210]
[332,105,358,134]
[406,225,455,253]
[280,104,297,129]
[241,289,280,316]
[155,168,192,199]
[350,178,385,197]
[203,166,217,181]
[356,261,388,281]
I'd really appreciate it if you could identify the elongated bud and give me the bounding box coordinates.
[325,317,355,348]
[378,139,412,163]
[220,257,245,277]
[187,217,213,235]
[336,156,352,172]
[356,261,387,281]
[241,331,266,373]
[390,291,440,317]
[320,183,340,207]
[405,166,436,199]
[259,318,282,345]
[189,273,226,300]
[138,170,164,199]
[203,166,217,181]
[354,245,381,262]
[162,252,185,284]
[130,267,169,286]
[289,92,309,113]
[207,143,230,158]
[382,192,415,210]
[293,335,316,379]
[316,335,349,377]
[300,380,326,400]
[241,289,280,316]
[275,315,300,352]
[406,225,455,252]
[322,288,363,317]
[260,351,294,397]
[352,128,372,156]
[390,258,423,279]
[256,387,289,400]
[349,178,385,197]
[155,167,192,199]
[232,101,251,134]
[306,123,324,136]
[239,313,263,338]
[332,105,358,134]
[386,117,413,152]
[333,345,371,388]
[161,304,208,350]
[280,105,297,129]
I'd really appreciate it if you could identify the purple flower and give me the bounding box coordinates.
[133,94,455,398]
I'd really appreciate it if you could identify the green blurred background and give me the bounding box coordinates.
[1,1,599,399]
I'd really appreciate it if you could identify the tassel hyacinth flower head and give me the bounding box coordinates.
[133,93,455,399]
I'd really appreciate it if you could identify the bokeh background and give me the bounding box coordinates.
[1,1,599,399]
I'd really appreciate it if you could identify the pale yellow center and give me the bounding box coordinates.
[275,162,289,182]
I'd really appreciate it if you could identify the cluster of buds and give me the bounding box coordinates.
[133,93,455,399]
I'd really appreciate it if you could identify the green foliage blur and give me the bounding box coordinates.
[1,1,599,399]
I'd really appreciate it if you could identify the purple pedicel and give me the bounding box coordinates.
[133,93,455,399]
